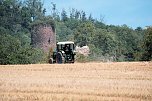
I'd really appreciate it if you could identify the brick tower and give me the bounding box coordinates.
[31,23,56,53]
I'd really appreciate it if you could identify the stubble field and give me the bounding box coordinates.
[0,62,152,101]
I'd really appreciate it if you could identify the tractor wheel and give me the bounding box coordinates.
[56,52,63,64]
[49,58,53,64]
[72,54,75,63]
[62,56,65,63]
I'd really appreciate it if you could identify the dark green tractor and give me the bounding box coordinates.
[49,41,76,64]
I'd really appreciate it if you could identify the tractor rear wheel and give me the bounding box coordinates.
[56,52,63,64]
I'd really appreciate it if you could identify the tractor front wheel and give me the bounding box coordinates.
[49,58,53,64]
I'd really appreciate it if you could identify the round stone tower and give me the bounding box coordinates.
[31,23,56,53]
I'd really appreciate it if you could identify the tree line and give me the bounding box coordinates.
[0,0,151,64]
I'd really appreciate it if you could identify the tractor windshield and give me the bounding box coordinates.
[57,43,74,51]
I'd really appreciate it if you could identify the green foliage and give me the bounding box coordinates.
[93,28,118,56]
[141,27,152,61]
[74,21,95,46]
[15,47,45,64]
[30,16,55,32]
[25,0,44,20]
[54,7,146,62]
[0,0,47,64]
[0,33,44,64]
[0,34,20,64]
[61,9,68,22]
[56,21,73,42]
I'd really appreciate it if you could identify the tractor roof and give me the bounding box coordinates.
[57,41,74,45]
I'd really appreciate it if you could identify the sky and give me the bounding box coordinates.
[44,0,152,29]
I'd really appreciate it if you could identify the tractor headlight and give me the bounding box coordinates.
[61,51,65,54]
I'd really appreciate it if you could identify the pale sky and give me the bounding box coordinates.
[44,0,152,28]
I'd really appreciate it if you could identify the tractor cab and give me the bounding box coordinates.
[49,41,76,64]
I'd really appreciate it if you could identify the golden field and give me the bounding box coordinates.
[0,62,152,101]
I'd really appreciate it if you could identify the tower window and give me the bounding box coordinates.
[48,38,50,44]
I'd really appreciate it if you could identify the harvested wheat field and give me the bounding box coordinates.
[0,62,152,101]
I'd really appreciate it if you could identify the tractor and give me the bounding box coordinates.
[49,41,76,64]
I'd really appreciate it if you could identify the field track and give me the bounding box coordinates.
[0,62,152,101]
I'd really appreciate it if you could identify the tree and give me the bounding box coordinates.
[88,14,94,22]
[25,0,44,21]
[135,27,143,32]
[75,10,80,20]
[61,9,68,22]
[21,6,32,29]
[50,2,60,20]
[141,27,152,61]
[81,11,86,21]
[0,0,22,31]
[70,8,75,19]
[56,21,73,42]
[93,29,118,56]
[0,33,44,64]
[74,21,95,46]
[0,34,20,64]
[0,0,46,64]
